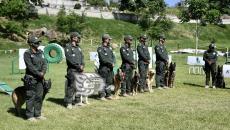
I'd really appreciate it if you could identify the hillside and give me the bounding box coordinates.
[0,15,230,51]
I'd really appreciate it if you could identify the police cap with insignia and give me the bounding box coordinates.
[102,34,112,40]
[27,35,41,44]
[159,34,166,40]
[209,43,216,49]
[70,32,81,39]
[139,34,148,39]
[124,35,133,41]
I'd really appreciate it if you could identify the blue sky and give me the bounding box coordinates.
[165,0,181,7]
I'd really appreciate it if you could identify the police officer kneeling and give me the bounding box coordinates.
[203,41,218,89]
[24,35,47,121]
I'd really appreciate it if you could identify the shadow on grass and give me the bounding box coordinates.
[88,94,99,99]
[183,82,204,88]
[46,97,65,107]
[7,107,26,119]
[183,82,230,89]
[0,91,9,95]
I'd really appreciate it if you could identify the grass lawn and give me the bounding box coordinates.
[1,14,230,130]
[0,43,230,130]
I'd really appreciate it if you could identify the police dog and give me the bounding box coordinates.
[168,62,176,88]
[12,79,51,116]
[215,65,225,88]
[113,68,125,99]
[165,62,176,88]
[147,69,155,92]
[131,71,140,95]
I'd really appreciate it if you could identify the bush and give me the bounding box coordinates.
[0,0,38,20]
[56,8,86,35]
[74,3,81,9]
[147,16,174,40]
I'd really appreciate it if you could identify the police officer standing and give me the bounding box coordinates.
[64,32,84,109]
[137,35,150,92]
[24,35,47,121]
[97,34,115,100]
[120,35,135,96]
[203,41,218,89]
[155,35,169,89]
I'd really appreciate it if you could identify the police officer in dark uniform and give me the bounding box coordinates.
[120,35,135,96]
[155,35,169,89]
[203,41,218,89]
[24,35,47,121]
[137,34,150,92]
[64,32,84,109]
[97,34,115,100]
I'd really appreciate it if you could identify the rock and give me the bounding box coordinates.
[8,33,24,42]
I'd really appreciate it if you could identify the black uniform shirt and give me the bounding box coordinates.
[120,44,134,65]
[65,43,84,70]
[137,43,150,62]
[97,44,115,67]
[203,50,218,64]
[24,49,47,78]
[155,43,168,62]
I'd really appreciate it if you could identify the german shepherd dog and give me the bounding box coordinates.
[131,71,140,95]
[147,69,155,92]
[168,62,176,88]
[165,62,176,88]
[12,79,51,116]
[113,68,125,99]
[215,65,225,88]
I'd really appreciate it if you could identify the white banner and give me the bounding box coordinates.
[223,65,230,78]
[18,46,45,70]
[187,56,205,66]
[19,49,27,70]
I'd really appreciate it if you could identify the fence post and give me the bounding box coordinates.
[226,48,229,63]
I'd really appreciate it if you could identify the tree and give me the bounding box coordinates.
[87,0,105,7]
[139,0,173,40]
[119,0,173,40]
[0,0,38,20]
[147,16,174,40]
[179,0,228,54]
[56,7,86,36]
[119,0,136,12]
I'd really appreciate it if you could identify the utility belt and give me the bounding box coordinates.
[22,75,37,90]
[67,64,82,72]
[22,75,51,92]
[121,63,135,70]
[99,63,113,70]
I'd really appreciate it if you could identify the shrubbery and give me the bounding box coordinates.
[0,0,38,20]
[56,8,86,36]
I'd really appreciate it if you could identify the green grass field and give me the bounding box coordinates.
[1,44,230,130]
[1,15,230,130]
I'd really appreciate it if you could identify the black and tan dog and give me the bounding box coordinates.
[131,71,140,95]
[215,65,225,88]
[113,68,125,99]
[147,69,155,92]
[12,79,51,116]
[165,62,176,88]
